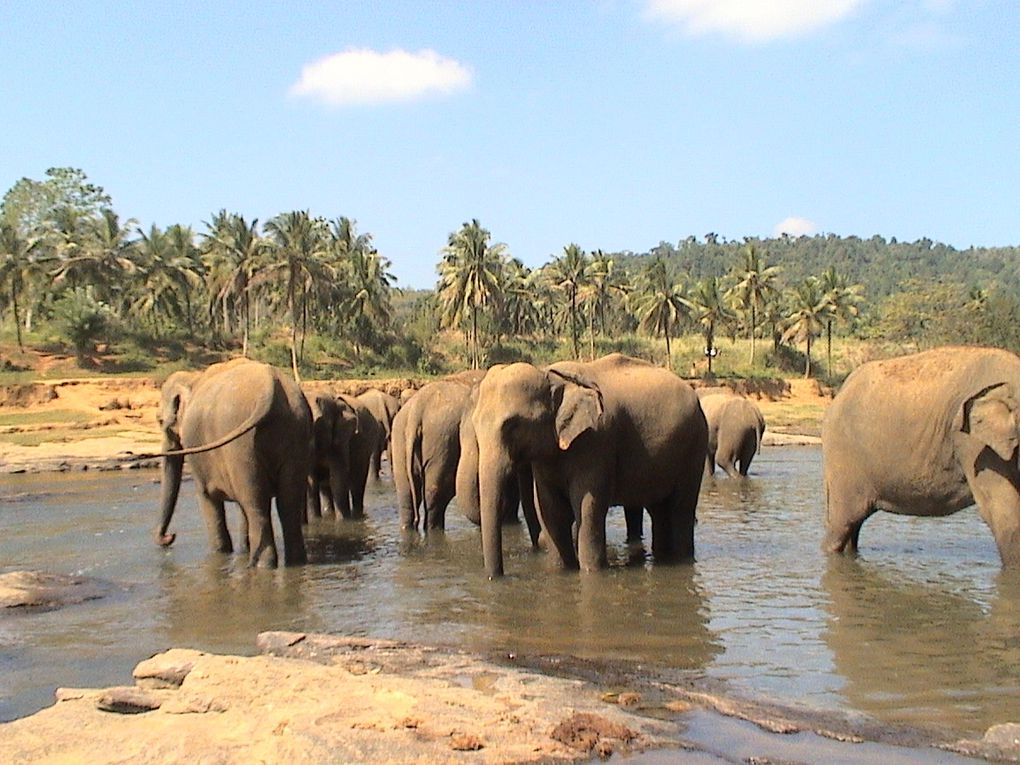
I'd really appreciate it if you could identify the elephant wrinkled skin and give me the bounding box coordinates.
[155,359,311,567]
[822,345,1020,566]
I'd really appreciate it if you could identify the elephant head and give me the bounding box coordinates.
[155,370,199,546]
[472,363,604,577]
[307,393,360,517]
[958,382,1020,466]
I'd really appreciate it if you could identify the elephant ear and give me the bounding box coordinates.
[161,386,189,444]
[959,382,1019,462]
[549,370,604,451]
[335,397,360,440]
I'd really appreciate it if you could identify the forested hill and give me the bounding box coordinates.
[624,235,1020,299]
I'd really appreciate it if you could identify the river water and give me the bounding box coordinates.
[2,445,1019,740]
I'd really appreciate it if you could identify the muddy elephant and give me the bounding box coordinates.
[472,353,708,577]
[699,392,766,478]
[391,372,484,531]
[822,345,1020,566]
[356,388,401,480]
[304,391,359,520]
[155,359,311,567]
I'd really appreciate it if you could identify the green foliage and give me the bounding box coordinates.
[52,286,113,365]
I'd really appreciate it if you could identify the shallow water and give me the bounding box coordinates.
[2,446,1019,739]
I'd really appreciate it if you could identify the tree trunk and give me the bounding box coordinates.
[665,328,672,370]
[805,336,812,378]
[570,289,579,360]
[826,320,833,377]
[588,307,595,361]
[11,282,23,351]
[748,299,757,365]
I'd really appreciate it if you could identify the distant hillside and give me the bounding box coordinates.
[617,235,1020,299]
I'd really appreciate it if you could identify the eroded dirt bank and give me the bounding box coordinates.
[0,630,1010,765]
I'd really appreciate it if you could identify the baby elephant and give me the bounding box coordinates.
[699,392,766,478]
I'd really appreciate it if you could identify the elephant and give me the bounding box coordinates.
[391,372,484,531]
[456,386,542,546]
[154,358,311,567]
[822,345,1020,566]
[356,388,401,480]
[699,392,766,478]
[471,353,708,576]
[304,390,360,520]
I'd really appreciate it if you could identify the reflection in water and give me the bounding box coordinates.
[822,558,1020,733]
[2,447,1019,739]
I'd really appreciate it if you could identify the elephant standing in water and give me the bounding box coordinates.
[356,388,401,480]
[823,345,1020,566]
[155,359,311,567]
[391,373,483,531]
[471,353,708,577]
[699,392,766,478]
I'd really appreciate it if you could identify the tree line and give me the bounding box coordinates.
[2,167,1017,379]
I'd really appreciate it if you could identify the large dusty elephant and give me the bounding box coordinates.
[699,392,766,478]
[471,353,708,576]
[304,391,359,520]
[154,359,311,567]
[391,372,484,531]
[356,388,401,480]
[822,345,1020,566]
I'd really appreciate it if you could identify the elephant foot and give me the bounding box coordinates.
[155,531,176,547]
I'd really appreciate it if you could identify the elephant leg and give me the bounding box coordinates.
[574,488,609,572]
[822,476,875,555]
[704,453,716,481]
[518,466,541,548]
[964,459,1020,567]
[197,491,232,554]
[624,505,644,543]
[534,480,579,569]
[306,476,322,522]
[651,479,699,562]
[423,475,454,531]
[276,472,308,566]
[717,451,740,479]
[236,484,277,568]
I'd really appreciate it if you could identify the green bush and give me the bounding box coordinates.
[52,287,113,366]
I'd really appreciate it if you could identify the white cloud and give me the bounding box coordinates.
[290,48,472,107]
[643,0,866,43]
[774,216,818,237]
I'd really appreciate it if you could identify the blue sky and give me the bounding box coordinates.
[2,1,1017,288]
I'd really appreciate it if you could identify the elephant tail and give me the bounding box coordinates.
[408,424,424,514]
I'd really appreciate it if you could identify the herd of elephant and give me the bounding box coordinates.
[148,345,1020,575]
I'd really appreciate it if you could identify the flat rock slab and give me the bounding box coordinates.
[0,632,678,765]
[0,570,111,610]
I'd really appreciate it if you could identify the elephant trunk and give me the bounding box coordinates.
[155,453,184,546]
[479,447,514,578]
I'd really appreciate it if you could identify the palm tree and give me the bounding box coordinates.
[685,276,733,376]
[435,219,507,369]
[819,266,864,376]
[262,211,329,380]
[500,257,539,336]
[0,222,35,350]
[545,243,590,359]
[580,250,629,359]
[631,256,689,369]
[727,244,780,366]
[133,224,202,335]
[203,211,262,354]
[50,209,138,315]
[165,224,203,338]
[782,277,829,378]
[342,247,396,357]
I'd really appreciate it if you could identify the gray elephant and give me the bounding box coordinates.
[154,359,311,567]
[822,345,1020,566]
[699,392,766,478]
[356,388,401,479]
[471,353,708,576]
[391,372,484,531]
[304,390,360,520]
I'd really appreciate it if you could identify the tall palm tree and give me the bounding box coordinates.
[166,224,203,338]
[727,244,781,366]
[580,250,629,359]
[819,266,864,376]
[500,257,539,336]
[631,256,689,369]
[545,243,590,359]
[0,222,35,350]
[436,219,507,369]
[685,276,733,375]
[133,224,202,335]
[262,210,329,380]
[782,277,829,378]
[203,211,262,354]
[342,247,396,357]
